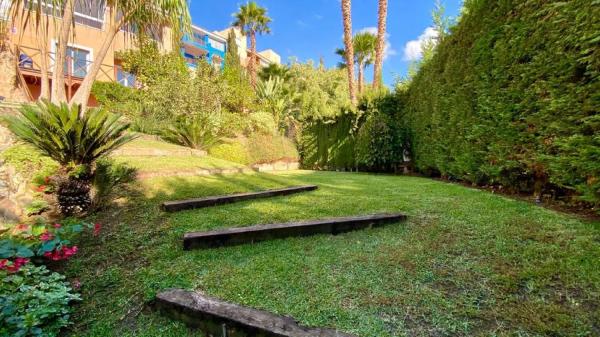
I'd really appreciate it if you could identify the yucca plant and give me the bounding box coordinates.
[162,114,220,150]
[3,100,136,215]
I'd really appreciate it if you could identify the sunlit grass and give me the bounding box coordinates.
[64,171,600,337]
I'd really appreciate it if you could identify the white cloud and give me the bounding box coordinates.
[357,27,397,61]
[403,27,438,61]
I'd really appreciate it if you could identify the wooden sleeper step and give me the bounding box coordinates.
[161,185,318,212]
[183,213,407,250]
[156,289,357,337]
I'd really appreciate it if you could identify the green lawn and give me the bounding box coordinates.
[63,171,599,337]
[112,155,245,172]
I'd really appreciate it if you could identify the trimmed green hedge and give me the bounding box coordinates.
[209,134,299,165]
[403,0,599,203]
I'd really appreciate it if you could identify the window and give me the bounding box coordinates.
[24,0,105,28]
[116,66,135,87]
[64,46,90,78]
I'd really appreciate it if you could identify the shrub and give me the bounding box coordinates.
[402,0,599,205]
[209,141,250,165]
[161,114,221,150]
[2,101,136,214]
[0,144,59,179]
[92,159,137,209]
[246,133,299,164]
[0,264,81,337]
[209,134,299,165]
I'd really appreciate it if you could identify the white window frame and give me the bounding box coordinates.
[50,39,94,76]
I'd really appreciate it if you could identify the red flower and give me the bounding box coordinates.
[36,185,47,192]
[0,259,8,269]
[93,223,102,236]
[3,258,29,273]
[15,224,29,231]
[43,245,78,261]
[39,231,54,242]
[53,223,62,228]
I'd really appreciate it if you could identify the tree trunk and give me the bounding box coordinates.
[249,31,257,88]
[357,62,364,93]
[70,11,122,110]
[373,0,387,88]
[341,0,356,105]
[51,0,74,104]
[36,24,50,100]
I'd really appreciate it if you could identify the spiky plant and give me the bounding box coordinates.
[3,100,136,215]
[162,114,220,150]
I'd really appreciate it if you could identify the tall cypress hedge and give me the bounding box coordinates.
[404,0,599,204]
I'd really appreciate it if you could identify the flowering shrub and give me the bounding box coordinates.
[0,219,100,336]
[0,264,81,337]
[0,219,96,272]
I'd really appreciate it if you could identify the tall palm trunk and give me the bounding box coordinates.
[51,0,74,103]
[373,0,387,88]
[36,23,50,100]
[248,31,257,88]
[341,0,356,105]
[357,61,364,93]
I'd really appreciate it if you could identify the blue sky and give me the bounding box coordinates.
[190,0,463,86]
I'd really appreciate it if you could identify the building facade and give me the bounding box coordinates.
[181,25,227,69]
[2,0,281,105]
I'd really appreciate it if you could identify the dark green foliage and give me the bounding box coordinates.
[300,111,362,170]
[3,101,135,167]
[0,265,80,337]
[403,0,600,204]
[92,159,137,210]
[91,82,142,120]
[2,101,135,214]
[209,134,298,165]
[355,95,407,172]
[161,115,221,150]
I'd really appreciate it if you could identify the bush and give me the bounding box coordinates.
[2,101,135,214]
[402,0,600,205]
[0,144,59,179]
[92,159,137,209]
[161,114,221,150]
[209,134,299,165]
[0,265,80,337]
[209,141,250,165]
[246,134,299,164]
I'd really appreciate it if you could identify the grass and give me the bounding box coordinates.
[63,171,599,337]
[112,155,245,172]
[120,136,192,151]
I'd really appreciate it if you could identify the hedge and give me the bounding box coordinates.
[403,0,599,204]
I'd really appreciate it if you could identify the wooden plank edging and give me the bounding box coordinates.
[183,213,407,250]
[155,289,357,337]
[162,185,318,212]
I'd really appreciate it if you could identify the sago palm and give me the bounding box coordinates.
[3,101,136,214]
[232,1,272,88]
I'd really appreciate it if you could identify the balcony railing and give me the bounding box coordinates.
[17,45,117,82]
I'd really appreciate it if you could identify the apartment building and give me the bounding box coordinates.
[2,0,173,104]
[181,25,227,69]
[2,1,280,104]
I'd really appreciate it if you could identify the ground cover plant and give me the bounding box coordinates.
[62,171,599,337]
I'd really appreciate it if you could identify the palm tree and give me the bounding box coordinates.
[232,1,272,88]
[335,32,377,93]
[3,101,136,214]
[8,0,191,110]
[353,32,377,93]
[373,0,388,88]
[341,0,356,105]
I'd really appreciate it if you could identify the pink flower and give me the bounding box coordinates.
[93,223,102,236]
[39,231,54,242]
[53,223,62,228]
[72,279,82,290]
[4,258,28,273]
